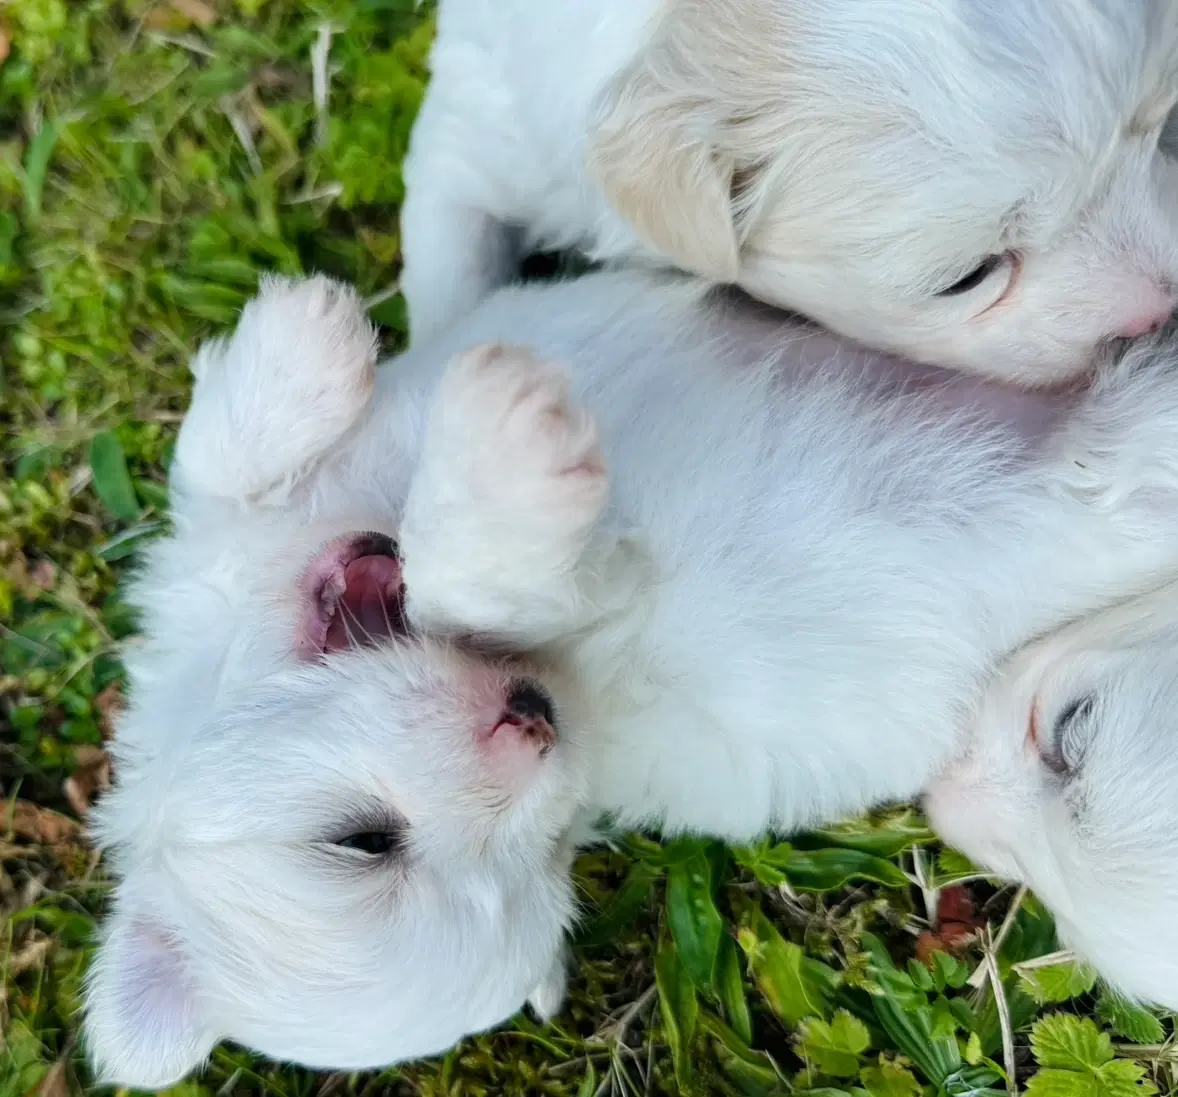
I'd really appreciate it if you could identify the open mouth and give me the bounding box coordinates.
[297,531,408,658]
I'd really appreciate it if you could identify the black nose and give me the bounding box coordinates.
[505,681,555,726]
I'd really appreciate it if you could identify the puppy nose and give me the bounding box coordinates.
[492,682,557,755]
[1116,299,1174,338]
[505,682,555,726]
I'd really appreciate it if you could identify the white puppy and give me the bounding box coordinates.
[927,578,1178,1025]
[86,271,1178,1088]
[400,0,1178,383]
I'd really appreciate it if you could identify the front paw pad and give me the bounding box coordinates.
[434,343,607,536]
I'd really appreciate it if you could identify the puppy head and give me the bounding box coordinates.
[590,0,1178,383]
[926,581,1178,1009]
[84,523,588,1089]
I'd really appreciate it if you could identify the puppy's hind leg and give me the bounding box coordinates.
[400,343,615,645]
[172,275,379,507]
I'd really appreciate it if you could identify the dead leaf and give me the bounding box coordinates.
[0,843,28,871]
[144,1,211,32]
[916,930,949,966]
[7,552,29,591]
[253,64,299,91]
[17,872,46,910]
[62,779,89,818]
[8,802,82,846]
[93,682,124,739]
[143,6,173,30]
[74,744,108,769]
[171,0,218,26]
[31,1058,67,1097]
[9,933,55,977]
[0,864,16,907]
[0,26,10,67]
[915,884,986,965]
[915,921,981,966]
[5,553,54,597]
[936,885,982,928]
[28,559,56,592]
[63,745,111,816]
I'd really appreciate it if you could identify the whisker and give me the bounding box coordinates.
[380,588,396,638]
[340,600,378,649]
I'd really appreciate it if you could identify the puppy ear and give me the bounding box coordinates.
[84,901,217,1090]
[588,40,742,281]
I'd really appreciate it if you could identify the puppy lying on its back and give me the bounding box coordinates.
[401,0,1178,383]
[86,272,1178,1088]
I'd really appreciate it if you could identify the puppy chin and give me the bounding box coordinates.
[923,775,1025,885]
[925,687,1038,883]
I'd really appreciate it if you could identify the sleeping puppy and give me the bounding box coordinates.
[929,577,1178,1015]
[400,0,1178,384]
[85,272,1178,1088]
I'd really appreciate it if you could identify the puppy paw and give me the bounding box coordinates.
[526,949,568,1023]
[177,275,379,504]
[1057,335,1178,508]
[433,343,607,538]
[241,273,378,397]
[401,344,609,639]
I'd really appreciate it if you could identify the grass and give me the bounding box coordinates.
[0,2,1175,1095]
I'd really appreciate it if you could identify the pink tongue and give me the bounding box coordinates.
[324,555,403,652]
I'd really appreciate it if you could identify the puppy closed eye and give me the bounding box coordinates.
[333,826,407,858]
[1030,694,1097,778]
[937,254,1009,298]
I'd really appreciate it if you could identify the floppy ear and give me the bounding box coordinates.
[588,37,742,281]
[84,902,217,1090]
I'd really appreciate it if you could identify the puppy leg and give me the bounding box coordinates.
[1053,340,1178,506]
[399,188,521,347]
[1036,336,1178,605]
[400,343,611,644]
[399,91,522,346]
[172,275,378,506]
[526,944,569,1022]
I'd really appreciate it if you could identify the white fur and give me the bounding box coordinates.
[400,0,1178,384]
[86,272,1178,1086]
